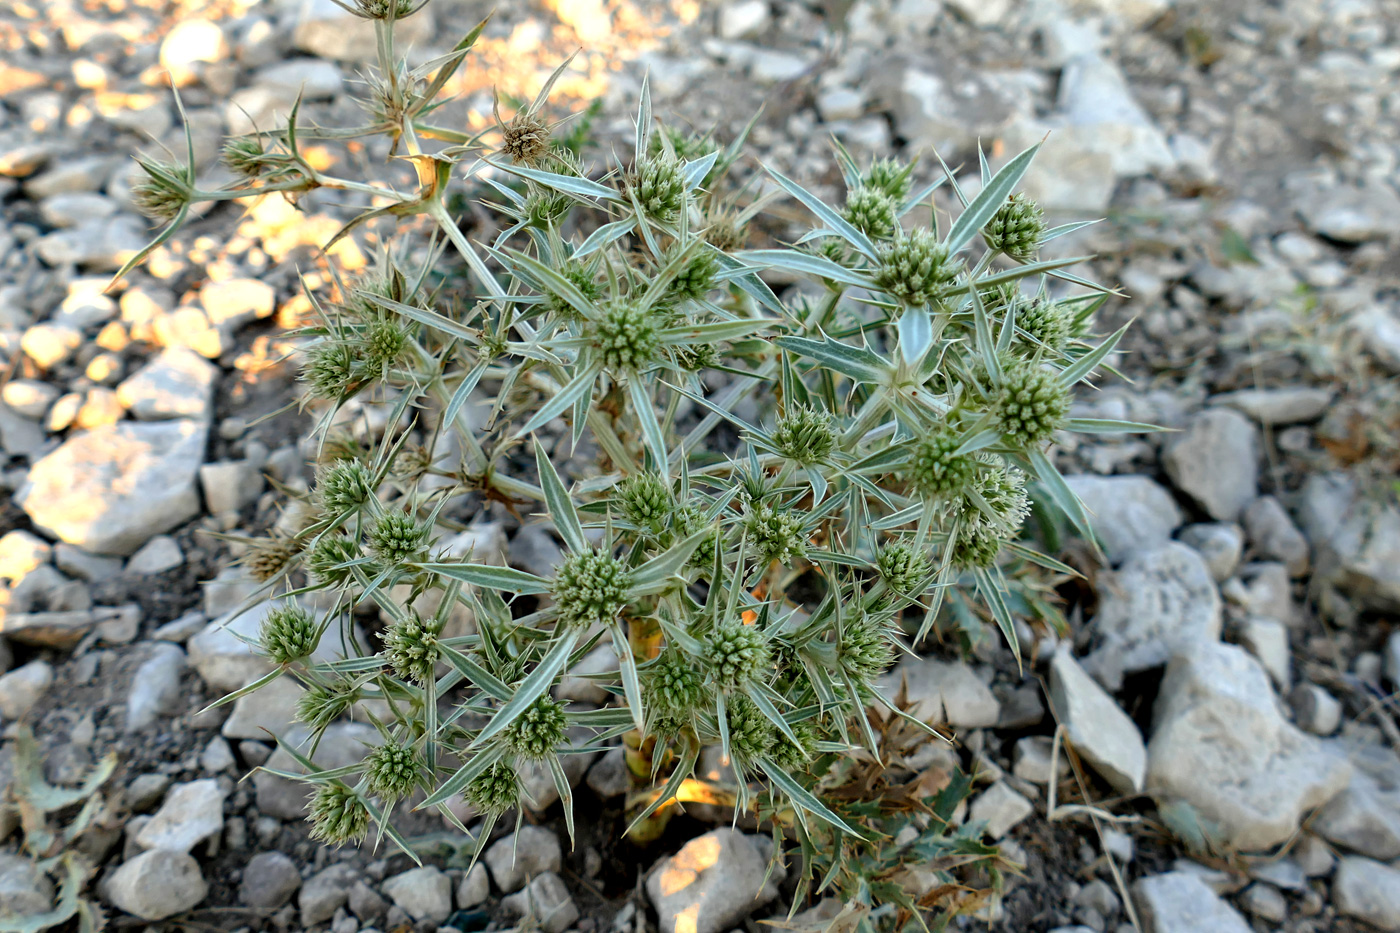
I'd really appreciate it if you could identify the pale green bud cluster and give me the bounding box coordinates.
[705,620,771,693]
[995,362,1071,445]
[368,509,430,564]
[770,406,835,465]
[982,193,1047,263]
[316,459,376,514]
[465,762,522,815]
[618,472,674,535]
[381,612,443,684]
[872,229,961,306]
[1018,297,1072,353]
[551,549,632,627]
[908,428,975,499]
[260,606,318,665]
[504,696,568,759]
[365,741,420,801]
[743,502,808,566]
[308,783,370,846]
[588,300,660,372]
[877,541,932,594]
[842,186,899,240]
[630,153,686,221]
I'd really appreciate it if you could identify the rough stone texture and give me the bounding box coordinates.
[1048,649,1146,794]
[1132,871,1251,933]
[968,781,1034,839]
[878,657,999,727]
[1063,474,1182,565]
[115,348,218,421]
[1334,857,1400,931]
[0,660,53,720]
[298,864,358,926]
[106,849,207,921]
[1298,472,1400,612]
[135,779,226,853]
[1146,642,1351,852]
[254,723,378,820]
[1242,496,1310,577]
[16,420,207,556]
[1211,386,1334,425]
[457,864,490,909]
[382,866,453,924]
[0,851,54,916]
[1084,543,1222,689]
[125,643,186,731]
[500,872,579,933]
[1296,180,1400,243]
[1313,736,1400,860]
[1178,522,1244,583]
[239,850,301,909]
[485,826,564,893]
[220,675,304,740]
[646,829,783,933]
[1162,408,1259,521]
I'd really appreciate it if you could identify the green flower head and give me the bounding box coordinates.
[649,649,708,713]
[307,534,361,586]
[367,509,430,564]
[705,619,772,693]
[588,299,660,372]
[308,783,370,846]
[260,605,319,665]
[365,741,421,802]
[296,682,357,732]
[465,761,521,816]
[382,611,444,684]
[630,153,687,221]
[908,428,975,499]
[552,548,633,628]
[744,502,808,566]
[316,459,376,514]
[842,185,899,240]
[995,362,1070,446]
[725,695,776,765]
[877,541,933,595]
[1018,297,1072,354]
[863,157,913,203]
[504,696,567,760]
[618,471,674,536]
[770,406,835,466]
[839,612,896,681]
[872,229,961,307]
[982,192,1046,263]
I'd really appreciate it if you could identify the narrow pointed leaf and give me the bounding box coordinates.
[415,562,551,595]
[535,440,586,554]
[945,142,1039,253]
[469,630,580,751]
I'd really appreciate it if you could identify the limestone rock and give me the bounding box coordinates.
[135,779,226,853]
[125,643,186,731]
[239,850,301,909]
[1085,543,1222,689]
[382,866,453,924]
[1132,871,1250,933]
[255,723,378,820]
[17,420,206,556]
[1049,649,1146,794]
[1313,737,1400,860]
[106,849,207,920]
[116,348,218,421]
[1163,409,1259,521]
[501,872,579,933]
[1146,642,1350,852]
[647,829,782,933]
[1298,472,1400,612]
[878,657,999,727]
[485,826,563,893]
[1063,474,1182,565]
[1334,857,1400,931]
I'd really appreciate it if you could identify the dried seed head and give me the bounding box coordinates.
[629,154,687,221]
[1017,297,1072,354]
[503,113,551,165]
[296,682,357,732]
[367,509,430,564]
[982,193,1046,263]
[705,619,771,693]
[648,649,708,713]
[464,761,521,815]
[308,783,370,845]
[393,443,435,482]
[702,210,748,252]
[675,342,719,372]
[863,157,913,203]
[872,229,961,307]
[316,459,376,514]
[307,534,360,586]
[877,541,933,594]
[770,406,835,466]
[618,472,674,536]
[245,534,300,582]
[587,299,660,372]
[503,695,568,759]
[908,428,975,499]
[995,362,1070,446]
[725,695,776,764]
[260,605,319,665]
[743,502,808,566]
[130,158,193,223]
[223,137,267,178]
[842,185,899,240]
[365,741,420,802]
[382,611,444,684]
[551,549,632,628]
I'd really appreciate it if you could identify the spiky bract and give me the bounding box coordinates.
[382,612,443,684]
[308,783,370,845]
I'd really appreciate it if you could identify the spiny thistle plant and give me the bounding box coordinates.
[111,6,1155,927]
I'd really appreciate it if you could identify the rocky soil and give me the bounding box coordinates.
[3,0,1400,931]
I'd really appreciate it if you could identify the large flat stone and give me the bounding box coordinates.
[16,420,206,556]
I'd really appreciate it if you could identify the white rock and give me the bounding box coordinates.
[1163,409,1259,521]
[188,600,316,694]
[1177,523,1244,583]
[646,829,782,933]
[968,781,1033,838]
[1211,387,1334,425]
[1298,472,1400,612]
[293,0,435,62]
[200,460,265,516]
[0,852,54,916]
[0,660,52,720]
[200,736,235,772]
[1,380,59,419]
[1296,181,1400,243]
[1063,474,1182,565]
[1313,738,1400,860]
[457,863,490,908]
[116,348,218,421]
[500,872,579,933]
[485,826,563,893]
[299,864,358,925]
[126,535,184,575]
[1000,116,1117,213]
[718,0,771,40]
[890,65,1031,161]
[40,192,117,229]
[1012,736,1069,785]
[125,643,186,731]
[382,866,453,924]
[199,277,277,329]
[55,543,123,582]
[1048,649,1146,794]
[159,18,228,84]
[879,657,1000,727]
[221,674,305,740]
[1057,54,1173,178]
[1350,304,1400,374]
[941,0,1011,27]
[1084,542,1222,689]
[135,779,226,853]
[106,849,207,920]
[0,529,51,583]
[1237,617,1290,689]
[21,323,83,369]
[555,642,619,704]
[17,420,206,556]
[1334,857,1400,931]
[1289,683,1342,736]
[1146,641,1351,851]
[1242,496,1309,576]
[1132,871,1250,933]
[817,87,865,122]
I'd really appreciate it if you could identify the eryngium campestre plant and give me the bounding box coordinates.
[117,13,1149,927]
